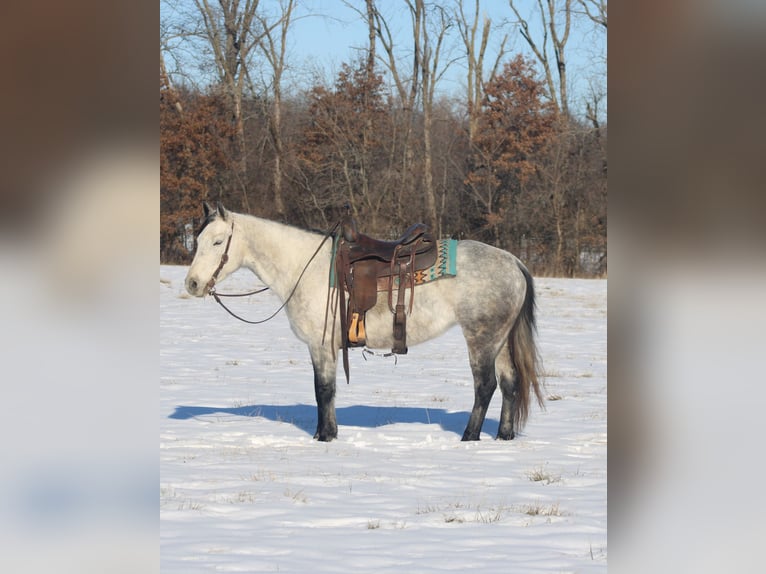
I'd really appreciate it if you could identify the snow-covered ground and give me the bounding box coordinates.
[160,265,606,573]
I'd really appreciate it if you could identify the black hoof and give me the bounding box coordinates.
[314,427,338,442]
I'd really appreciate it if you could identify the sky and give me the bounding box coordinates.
[161,0,607,120]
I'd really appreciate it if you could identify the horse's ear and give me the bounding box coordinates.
[216,202,229,220]
[203,201,215,218]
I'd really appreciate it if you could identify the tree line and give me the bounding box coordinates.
[161,0,606,276]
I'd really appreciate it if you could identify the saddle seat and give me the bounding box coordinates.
[342,219,429,263]
[333,215,439,383]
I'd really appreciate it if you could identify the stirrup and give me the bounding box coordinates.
[348,312,367,346]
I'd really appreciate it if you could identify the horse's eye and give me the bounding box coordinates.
[213,239,223,246]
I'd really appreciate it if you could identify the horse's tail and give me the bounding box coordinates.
[510,262,545,430]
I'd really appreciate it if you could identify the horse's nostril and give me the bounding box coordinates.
[187,278,198,293]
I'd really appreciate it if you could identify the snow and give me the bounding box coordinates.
[161,265,606,572]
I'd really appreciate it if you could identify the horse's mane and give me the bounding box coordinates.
[196,209,330,240]
[195,211,218,238]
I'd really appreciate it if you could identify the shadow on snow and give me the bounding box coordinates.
[168,404,499,438]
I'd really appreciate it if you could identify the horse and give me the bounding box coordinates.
[184,202,544,442]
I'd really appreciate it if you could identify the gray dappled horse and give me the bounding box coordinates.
[185,203,544,441]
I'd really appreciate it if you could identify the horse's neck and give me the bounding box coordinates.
[235,213,327,299]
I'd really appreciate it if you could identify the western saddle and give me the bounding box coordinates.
[333,214,438,382]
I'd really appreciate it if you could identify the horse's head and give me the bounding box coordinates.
[185,202,239,297]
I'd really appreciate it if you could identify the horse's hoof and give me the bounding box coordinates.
[496,431,515,440]
[314,428,338,442]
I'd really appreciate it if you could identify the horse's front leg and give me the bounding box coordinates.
[310,348,338,441]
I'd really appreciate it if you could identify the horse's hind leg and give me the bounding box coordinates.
[462,347,498,441]
[496,344,518,440]
[310,349,338,441]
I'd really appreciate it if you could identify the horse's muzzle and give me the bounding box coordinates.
[185,275,205,297]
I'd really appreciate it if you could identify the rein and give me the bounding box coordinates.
[208,220,339,325]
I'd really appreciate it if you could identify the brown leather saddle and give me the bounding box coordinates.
[334,215,438,382]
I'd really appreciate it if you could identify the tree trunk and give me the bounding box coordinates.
[271,93,285,216]
[509,0,571,118]
[456,0,506,144]
[547,0,571,118]
[422,103,437,233]
[259,0,294,218]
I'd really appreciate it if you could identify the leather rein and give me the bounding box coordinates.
[207,220,339,325]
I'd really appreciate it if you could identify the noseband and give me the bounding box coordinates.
[205,221,235,294]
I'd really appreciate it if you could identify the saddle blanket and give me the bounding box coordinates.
[380,238,458,290]
[329,238,458,289]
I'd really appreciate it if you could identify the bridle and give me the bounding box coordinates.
[203,220,270,323]
[204,219,340,325]
[204,221,236,295]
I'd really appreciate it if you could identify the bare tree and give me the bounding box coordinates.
[537,126,570,274]
[186,0,286,212]
[508,0,571,118]
[577,0,606,131]
[160,49,184,117]
[577,0,606,29]
[257,0,295,217]
[188,0,258,211]
[412,0,454,235]
[365,0,376,78]
[358,1,455,232]
[364,1,419,222]
[585,80,605,135]
[455,0,507,144]
[160,8,196,114]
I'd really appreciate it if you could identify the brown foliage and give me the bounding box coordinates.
[521,123,607,276]
[160,84,234,263]
[297,61,394,233]
[465,56,557,245]
[159,60,606,276]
